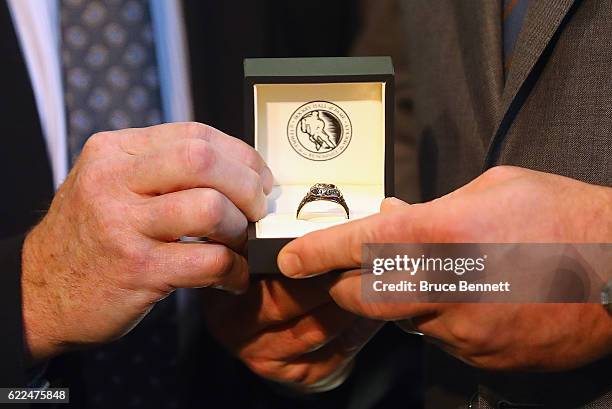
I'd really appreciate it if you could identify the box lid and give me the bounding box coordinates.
[244,57,394,79]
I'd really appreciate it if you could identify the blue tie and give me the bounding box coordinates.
[502,0,530,75]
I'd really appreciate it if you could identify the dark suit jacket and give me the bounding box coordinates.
[0,1,55,389]
[394,0,612,407]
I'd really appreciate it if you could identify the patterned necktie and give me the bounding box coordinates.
[502,0,530,75]
[60,1,179,408]
[61,0,164,164]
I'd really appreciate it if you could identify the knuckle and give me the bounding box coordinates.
[263,304,286,324]
[292,323,328,350]
[447,320,473,345]
[81,132,107,156]
[245,170,263,201]
[75,163,107,199]
[98,218,150,276]
[242,148,262,171]
[75,159,127,204]
[447,320,491,352]
[465,353,516,371]
[244,357,284,382]
[261,282,290,323]
[120,244,151,275]
[201,190,227,232]
[240,171,264,219]
[245,358,330,388]
[181,122,209,140]
[482,165,520,182]
[207,246,236,279]
[184,139,215,176]
[281,364,311,385]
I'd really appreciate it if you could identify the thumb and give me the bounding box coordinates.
[380,197,410,213]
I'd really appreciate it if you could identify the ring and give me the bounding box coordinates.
[296,183,349,220]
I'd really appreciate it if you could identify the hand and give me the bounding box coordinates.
[21,122,273,364]
[278,166,612,371]
[202,275,382,391]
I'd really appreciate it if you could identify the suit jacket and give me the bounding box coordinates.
[0,0,55,389]
[395,0,612,407]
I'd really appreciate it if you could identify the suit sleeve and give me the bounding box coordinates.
[0,235,27,387]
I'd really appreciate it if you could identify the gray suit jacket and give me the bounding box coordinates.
[374,0,611,407]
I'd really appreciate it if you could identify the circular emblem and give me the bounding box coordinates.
[287,101,352,161]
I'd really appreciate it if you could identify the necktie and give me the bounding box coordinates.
[502,0,530,74]
[61,0,164,164]
[60,1,179,407]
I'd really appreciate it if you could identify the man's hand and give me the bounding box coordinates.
[202,276,382,392]
[278,166,612,371]
[21,122,273,365]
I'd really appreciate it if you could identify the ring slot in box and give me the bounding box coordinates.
[244,57,394,274]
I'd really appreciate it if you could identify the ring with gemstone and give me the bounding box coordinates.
[296,183,349,220]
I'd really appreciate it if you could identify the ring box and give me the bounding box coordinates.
[244,57,394,274]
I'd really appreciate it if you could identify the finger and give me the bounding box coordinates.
[150,242,249,294]
[204,275,336,337]
[239,303,358,361]
[277,217,371,279]
[128,138,267,221]
[118,123,274,194]
[266,318,382,387]
[286,360,355,394]
[328,270,442,320]
[138,188,247,250]
[278,209,421,278]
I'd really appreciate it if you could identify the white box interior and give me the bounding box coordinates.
[254,82,386,238]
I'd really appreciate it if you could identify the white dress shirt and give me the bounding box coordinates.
[8,0,194,189]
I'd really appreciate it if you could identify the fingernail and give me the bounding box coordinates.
[277,252,303,277]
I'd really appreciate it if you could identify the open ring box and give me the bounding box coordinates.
[244,57,394,274]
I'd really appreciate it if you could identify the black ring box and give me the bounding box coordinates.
[244,57,395,274]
